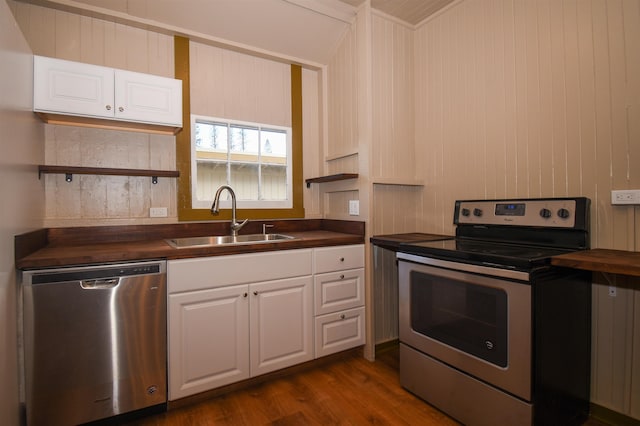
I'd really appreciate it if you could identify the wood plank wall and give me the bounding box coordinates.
[9,0,177,226]
[411,0,640,418]
[9,1,322,225]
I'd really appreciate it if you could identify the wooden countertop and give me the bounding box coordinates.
[369,232,453,251]
[15,220,365,269]
[551,249,640,277]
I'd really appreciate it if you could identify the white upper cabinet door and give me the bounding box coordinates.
[114,69,182,126]
[34,55,115,119]
[33,55,182,128]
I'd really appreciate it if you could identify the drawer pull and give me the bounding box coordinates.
[340,274,345,279]
[340,257,345,262]
[340,314,346,320]
[118,106,125,112]
[253,291,258,296]
[105,105,112,111]
[243,292,248,298]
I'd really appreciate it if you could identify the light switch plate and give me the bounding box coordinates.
[349,200,359,216]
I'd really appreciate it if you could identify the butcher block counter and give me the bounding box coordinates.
[551,249,640,278]
[369,232,452,251]
[15,219,365,269]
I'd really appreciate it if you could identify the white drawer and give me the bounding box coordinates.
[314,306,365,358]
[168,249,312,293]
[314,268,364,315]
[313,244,364,274]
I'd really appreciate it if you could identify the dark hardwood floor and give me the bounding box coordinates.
[126,345,610,426]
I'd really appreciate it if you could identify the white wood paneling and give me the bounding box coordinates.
[414,0,640,245]
[190,42,291,127]
[327,24,359,159]
[414,0,640,418]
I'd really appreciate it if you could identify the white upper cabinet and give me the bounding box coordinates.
[33,55,182,129]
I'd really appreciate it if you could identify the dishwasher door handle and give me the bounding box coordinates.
[81,278,120,289]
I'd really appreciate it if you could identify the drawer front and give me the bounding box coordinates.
[168,249,312,293]
[314,268,364,315]
[314,307,366,358]
[314,244,364,274]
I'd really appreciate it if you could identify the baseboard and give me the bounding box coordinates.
[590,403,640,426]
[375,339,399,355]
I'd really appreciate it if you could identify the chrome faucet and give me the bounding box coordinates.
[211,185,248,237]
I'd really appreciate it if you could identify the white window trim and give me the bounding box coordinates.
[190,114,293,210]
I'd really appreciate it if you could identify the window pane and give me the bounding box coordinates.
[261,129,287,163]
[230,163,259,200]
[261,164,287,200]
[229,125,259,155]
[196,162,227,200]
[195,121,227,152]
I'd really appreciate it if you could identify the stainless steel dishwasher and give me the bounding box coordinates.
[22,260,167,426]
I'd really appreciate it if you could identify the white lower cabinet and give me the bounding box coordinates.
[167,244,365,401]
[315,306,366,358]
[167,249,313,400]
[169,285,250,399]
[313,245,366,358]
[250,277,313,377]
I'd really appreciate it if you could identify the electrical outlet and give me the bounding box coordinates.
[348,200,359,216]
[149,207,168,217]
[608,286,617,297]
[611,189,640,205]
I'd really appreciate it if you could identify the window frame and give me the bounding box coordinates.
[174,36,304,222]
[190,114,293,210]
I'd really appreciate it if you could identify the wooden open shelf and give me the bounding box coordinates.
[38,165,180,184]
[305,173,358,188]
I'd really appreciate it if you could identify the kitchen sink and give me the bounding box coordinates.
[166,233,295,248]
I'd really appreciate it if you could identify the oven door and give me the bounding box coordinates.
[398,253,532,401]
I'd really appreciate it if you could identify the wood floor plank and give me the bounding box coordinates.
[126,348,458,426]
[124,346,607,425]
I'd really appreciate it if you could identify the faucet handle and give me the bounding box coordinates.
[263,224,275,234]
[232,218,249,232]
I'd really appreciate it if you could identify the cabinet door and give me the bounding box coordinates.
[314,268,364,315]
[250,276,313,376]
[114,69,182,126]
[168,285,249,400]
[33,55,114,119]
[315,307,366,358]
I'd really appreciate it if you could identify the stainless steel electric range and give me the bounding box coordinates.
[397,197,592,426]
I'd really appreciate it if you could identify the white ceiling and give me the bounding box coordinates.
[17,0,456,65]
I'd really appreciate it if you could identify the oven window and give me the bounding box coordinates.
[409,271,508,367]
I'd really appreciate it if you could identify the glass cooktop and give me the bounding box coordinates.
[399,238,575,270]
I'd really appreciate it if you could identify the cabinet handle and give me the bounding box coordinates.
[105,105,112,111]
[340,314,346,320]
[243,292,248,298]
[340,274,345,279]
[118,106,124,112]
[340,257,345,262]
[253,291,258,296]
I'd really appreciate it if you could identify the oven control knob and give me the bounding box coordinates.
[557,208,570,219]
[539,208,552,218]
[461,208,470,217]
[473,208,483,217]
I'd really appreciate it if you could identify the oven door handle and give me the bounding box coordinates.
[397,252,530,281]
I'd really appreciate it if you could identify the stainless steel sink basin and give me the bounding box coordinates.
[166,233,295,248]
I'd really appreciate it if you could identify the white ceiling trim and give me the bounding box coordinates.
[16,0,328,69]
[283,0,357,24]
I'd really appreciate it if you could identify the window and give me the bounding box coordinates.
[191,115,292,209]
